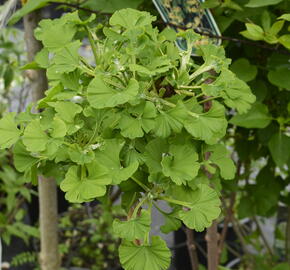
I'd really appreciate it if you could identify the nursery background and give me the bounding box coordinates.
[0,0,290,270]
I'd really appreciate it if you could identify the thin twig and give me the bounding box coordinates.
[218,192,236,263]
[158,21,290,55]
[252,215,274,258]
[230,215,248,256]
[49,1,111,16]
[50,1,290,55]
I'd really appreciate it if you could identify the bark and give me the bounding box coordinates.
[185,227,199,270]
[206,221,219,270]
[23,10,60,270]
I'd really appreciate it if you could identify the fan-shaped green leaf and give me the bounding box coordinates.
[110,8,155,29]
[87,75,139,109]
[13,141,38,172]
[206,144,236,180]
[230,102,271,129]
[184,102,227,144]
[60,162,111,203]
[154,102,187,138]
[119,236,171,270]
[179,184,221,232]
[0,113,21,149]
[95,139,139,184]
[113,210,151,241]
[161,144,200,185]
[23,119,49,152]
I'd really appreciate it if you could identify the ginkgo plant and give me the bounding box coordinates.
[0,8,255,270]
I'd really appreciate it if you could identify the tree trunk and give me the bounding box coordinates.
[23,10,60,270]
[206,221,219,270]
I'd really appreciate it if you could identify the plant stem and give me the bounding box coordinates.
[189,65,214,81]
[252,215,274,258]
[175,89,196,96]
[132,197,147,218]
[158,196,191,208]
[218,193,236,263]
[131,176,150,192]
[179,85,202,89]
[198,96,220,104]
[85,26,98,65]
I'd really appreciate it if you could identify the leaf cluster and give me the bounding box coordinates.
[0,8,256,269]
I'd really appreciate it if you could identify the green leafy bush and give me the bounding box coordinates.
[0,8,256,269]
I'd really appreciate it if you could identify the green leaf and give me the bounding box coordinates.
[268,133,290,167]
[60,69,81,91]
[119,101,157,139]
[119,114,143,139]
[35,48,49,68]
[160,214,182,234]
[245,0,282,8]
[230,102,272,128]
[113,210,151,241]
[8,0,52,25]
[203,69,256,114]
[143,138,168,174]
[184,102,227,144]
[119,236,171,270]
[261,10,271,31]
[110,8,155,29]
[95,139,139,184]
[279,35,290,50]
[269,21,284,36]
[129,56,172,76]
[35,17,77,51]
[87,75,139,109]
[51,117,67,138]
[178,184,221,232]
[230,58,258,82]
[154,102,188,138]
[197,44,230,73]
[51,101,83,134]
[161,144,200,185]
[60,162,111,203]
[278,14,290,21]
[38,83,63,109]
[240,23,264,41]
[23,119,49,152]
[68,144,95,165]
[273,263,290,270]
[13,141,38,172]
[53,41,81,73]
[0,112,21,149]
[268,68,290,90]
[206,144,236,180]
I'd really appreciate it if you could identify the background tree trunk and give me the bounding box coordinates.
[23,10,60,270]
